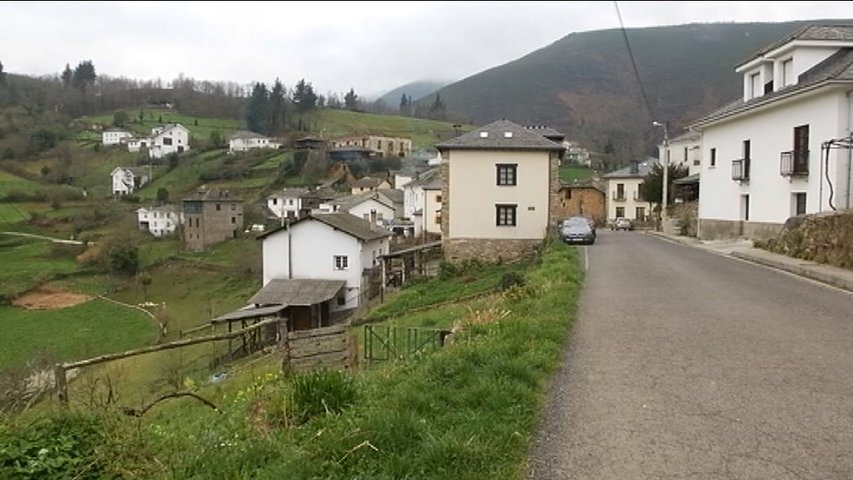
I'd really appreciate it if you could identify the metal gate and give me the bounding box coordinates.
[363,325,451,363]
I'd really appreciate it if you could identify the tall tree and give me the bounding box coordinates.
[640,162,690,205]
[0,60,6,85]
[344,88,358,110]
[61,63,73,88]
[292,78,317,113]
[269,78,286,135]
[399,93,409,113]
[246,82,270,134]
[71,60,96,91]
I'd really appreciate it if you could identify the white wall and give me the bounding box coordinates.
[403,184,424,218]
[348,199,395,225]
[138,208,181,237]
[659,137,702,176]
[699,89,850,224]
[150,126,190,159]
[103,131,131,146]
[112,169,134,195]
[230,136,275,153]
[423,188,442,235]
[263,221,363,310]
[606,178,650,221]
[267,196,301,218]
[447,150,551,240]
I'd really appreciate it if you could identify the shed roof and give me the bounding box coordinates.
[211,304,287,324]
[249,279,345,306]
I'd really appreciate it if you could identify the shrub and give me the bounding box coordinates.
[498,271,526,291]
[288,369,357,424]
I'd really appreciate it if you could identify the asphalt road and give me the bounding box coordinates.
[527,230,853,480]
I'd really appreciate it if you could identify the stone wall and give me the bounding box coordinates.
[444,238,542,263]
[698,218,782,241]
[549,152,561,226]
[557,187,606,226]
[757,210,853,269]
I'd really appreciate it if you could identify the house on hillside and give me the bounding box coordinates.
[294,136,327,150]
[137,205,182,237]
[102,128,132,146]
[317,192,395,226]
[402,168,443,238]
[602,160,656,222]
[182,188,243,251]
[436,119,564,262]
[331,135,412,158]
[350,176,391,194]
[266,188,323,220]
[557,179,606,226]
[127,123,190,159]
[111,166,151,196]
[375,188,404,218]
[659,130,702,203]
[258,213,392,312]
[228,130,281,153]
[691,23,853,240]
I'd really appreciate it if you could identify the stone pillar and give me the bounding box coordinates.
[549,151,561,227]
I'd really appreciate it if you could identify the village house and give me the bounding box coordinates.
[110,166,150,196]
[330,135,413,158]
[258,213,392,313]
[266,188,323,220]
[182,188,243,251]
[316,192,396,226]
[691,24,853,240]
[660,130,702,203]
[127,123,190,159]
[375,188,404,218]
[436,119,564,262]
[350,176,392,194]
[102,128,132,146]
[136,205,182,237]
[602,160,656,222]
[402,168,443,237]
[228,130,282,154]
[557,179,607,226]
[293,136,327,150]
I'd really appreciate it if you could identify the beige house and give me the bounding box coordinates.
[436,119,564,262]
[602,160,657,222]
[182,189,244,251]
[331,135,412,158]
[350,176,391,194]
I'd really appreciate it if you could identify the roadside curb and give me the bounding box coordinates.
[730,251,853,293]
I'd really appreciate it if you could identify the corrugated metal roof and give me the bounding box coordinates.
[249,279,345,306]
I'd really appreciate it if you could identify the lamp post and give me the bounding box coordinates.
[653,121,670,226]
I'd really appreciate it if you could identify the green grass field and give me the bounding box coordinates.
[86,110,243,141]
[0,170,41,197]
[0,298,156,371]
[0,203,32,225]
[0,237,81,299]
[559,165,598,183]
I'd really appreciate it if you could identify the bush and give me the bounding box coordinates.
[107,242,139,277]
[288,369,357,424]
[498,271,526,291]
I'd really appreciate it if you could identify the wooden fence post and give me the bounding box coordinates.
[54,364,68,407]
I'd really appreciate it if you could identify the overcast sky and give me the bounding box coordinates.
[3,1,853,98]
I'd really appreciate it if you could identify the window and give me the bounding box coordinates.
[231,217,236,224]
[435,212,442,224]
[636,207,645,221]
[793,192,807,215]
[782,58,793,87]
[710,148,716,167]
[615,207,625,218]
[163,137,173,146]
[436,195,442,203]
[741,194,750,221]
[216,204,221,211]
[231,204,236,211]
[495,204,517,226]
[272,198,278,205]
[496,164,517,186]
[288,199,294,206]
[184,201,202,214]
[683,147,688,164]
[337,294,346,306]
[334,255,348,270]
[750,72,761,98]
[616,183,625,199]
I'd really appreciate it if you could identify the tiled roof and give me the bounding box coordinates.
[602,159,658,179]
[249,279,345,306]
[435,119,564,151]
[693,48,853,127]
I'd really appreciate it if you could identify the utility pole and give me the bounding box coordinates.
[653,121,670,227]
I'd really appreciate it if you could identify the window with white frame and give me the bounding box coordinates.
[333,255,348,270]
[782,58,794,87]
[750,72,761,99]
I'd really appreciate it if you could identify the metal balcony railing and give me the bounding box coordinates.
[612,192,626,202]
[732,158,750,181]
[780,150,809,176]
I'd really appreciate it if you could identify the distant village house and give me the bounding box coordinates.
[182,189,243,251]
[111,166,150,196]
[137,205,182,237]
[228,130,282,154]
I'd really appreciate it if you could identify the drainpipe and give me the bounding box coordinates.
[846,91,853,209]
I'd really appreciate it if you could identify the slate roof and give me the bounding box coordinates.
[408,168,441,188]
[120,166,151,178]
[693,47,853,128]
[350,176,386,188]
[258,213,393,241]
[182,188,240,202]
[673,173,700,185]
[435,119,564,151]
[268,188,309,199]
[739,24,853,67]
[602,159,658,179]
[211,304,288,324]
[249,279,346,306]
[524,125,566,141]
[668,130,701,144]
[230,130,268,140]
[330,192,393,211]
[376,188,404,205]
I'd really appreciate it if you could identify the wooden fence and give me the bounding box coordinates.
[282,323,355,373]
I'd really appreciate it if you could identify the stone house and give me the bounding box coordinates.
[182,189,243,251]
[557,179,607,226]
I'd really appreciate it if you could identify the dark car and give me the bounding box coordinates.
[560,216,596,245]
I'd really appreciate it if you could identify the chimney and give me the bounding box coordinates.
[630,161,639,174]
[369,209,377,227]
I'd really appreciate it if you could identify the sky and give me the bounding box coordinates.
[3,1,853,99]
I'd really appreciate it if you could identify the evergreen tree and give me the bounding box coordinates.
[292,78,317,113]
[399,94,409,113]
[0,60,6,85]
[71,60,96,91]
[269,79,286,135]
[61,63,73,87]
[246,82,270,134]
[344,88,358,110]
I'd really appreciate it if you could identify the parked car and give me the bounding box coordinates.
[611,217,633,231]
[561,216,596,244]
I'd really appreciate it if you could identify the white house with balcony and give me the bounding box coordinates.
[602,160,656,222]
[102,128,132,146]
[137,205,182,237]
[229,130,281,153]
[127,124,190,159]
[258,213,391,311]
[691,24,853,240]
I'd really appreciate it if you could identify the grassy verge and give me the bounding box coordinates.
[558,165,597,183]
[0,241,582,479]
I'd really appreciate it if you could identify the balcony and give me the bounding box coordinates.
[633,191,645,202]
[732,158,750,181]
[612,192,627,202]
[780,150,809,176]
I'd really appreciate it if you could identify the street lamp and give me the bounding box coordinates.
[653,121,669,225]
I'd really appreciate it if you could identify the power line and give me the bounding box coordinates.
[613,1,655,121]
